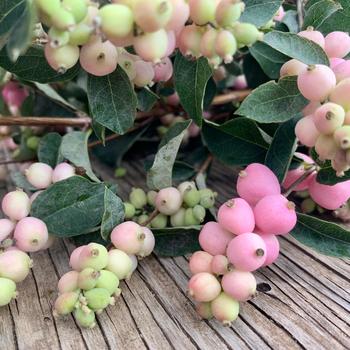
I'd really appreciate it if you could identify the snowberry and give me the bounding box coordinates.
[178,25,203,57]
[78,243,109,271]
[298,28,325,48]
[324,31,350,58]
[25,162,53,189]
[0,219,15,242]
[0,250,32,282]
[84,288,115,311]
[199,221,233,255]
[178,181,196,197]
[138,227,155,258]
[280,59,307,77]
[153,57,173,82]
[14,217,49,252]
[211,292,239,325]
[234,74,248,90]
[301,198,316,214]
[133,60,155,87]
[313,102,345,134]
[129,188,147,209]
[295,116,320,147]
[2,81,29,110]
[189,251,213,275]
[222,270,256,301]
[188,272,221,302]
[215,30,237,63]
[215,0,245,27]
[117,51,137,80]
[217,198,255,235]
[106,249,133,280]
[62,0,88,23]
[128,254,138,276]
[308,175,350,210]
[96,270,120,296]
[315,134,338,160]
[52,163,75,183]
[58,271,79,294]
[184,208,200,226]
[45,44,79,73]
[254,195,297,235]
[274,6,285,21]
[193,205,206,223]
[236,163,281,206]
[170,208,186,227]
[297,64,336,101]
[226,233,266,271]
[69,22,93,46]
[200,28,218,59]
[155,187,182,215]
[259,233,280,267]
[147,190,158,206]
[199,188,216,208]
[2,189,30,221]
[80,37,118,76]
[35,0,61,16]
[196,302,213,319]
[330,57,345,70]
[166,0,189,32]
[334,125,350,150]
[231,22,263,46]
[74,307,96,328]
[69,245,86,271]
[333,61,350,82]
[133,0,173,32]
[329,78,350,110]
[54,291,80,316]
[211,255,229,275]
[78,268,100,290]
[150,213,167,229]
[111,222,145,255]
[189,0,217,25]
[51,8,76,31]
[123,202,135,219]
[183,188,201,208]
[0,277,17,306]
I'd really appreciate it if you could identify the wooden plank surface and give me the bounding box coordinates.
[0,156,349,350]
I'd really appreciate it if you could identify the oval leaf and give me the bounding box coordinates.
[316,166,350,185]
[0,0,26,38]
[38,132,63,167]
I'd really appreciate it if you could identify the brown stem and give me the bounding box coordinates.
[212,90,251,105]
[297,0,304,29]
[195,154,214,178]
[0,116,91,126]
[0,158,29,165]
[140,209,159,227]
[283,167,315,197]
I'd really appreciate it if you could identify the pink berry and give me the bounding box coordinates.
[302,101,321,117]
[211,292,239,325]
[295,115,320,147]
[274,6,285,22]
[2,189,30,221]
[313,102,345,134]
[166,92,180,106]
[188,272,221,302]
[334,126,350,149]
[14,217,49,252]
[200,28,218,59]
[324,31,350,58]
[153,57,173,82]
[2,81,29,110]
[198,221,234,255]
[234,74,247,90]
[0,250,32,282]
[138,227,155,258]
[217,198,255,235]
[54,291,79,316]
[236,163,281,206]
[315,134,338,160]
[189,251,213,274]
[189,0,217,25]
[106,249,133,280]
[30,190,44,204]
[165,30,176,56]
[259,233,280,267]
[0,219,15,242]
[78,243,109,271]
[166,0,189,32]
[25,162,53,189]
[330,57,345,70]
[221,270,256,301]
[333,61,350,82]
[282,152,314,191]
[298,28,325,48]
[69,245,86,271]
[226,233,266,271]
[111,221,145,255]
[155,187,182,215]
[254,195,297,235]
[308,175,350,210]
[215,29,237,63]
[297,65,336,101]
[52,163,75,183]
[133,60,155,87]
[178,24,203,57]
[210,255,229,275]
[329,78,350,110]
[58,270,79,293]
[280,59,307,77]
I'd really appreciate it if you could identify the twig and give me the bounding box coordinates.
[283,168,315,197]
[0,158,28,165]
[140,209,159,227]
[212,90,251,106]
[0,116,91,126]
[196,154,214,177]
[297,0,304,29]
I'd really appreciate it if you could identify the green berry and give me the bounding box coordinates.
[96,270,120,296]
[137,214,149,225]
[147,190,158,206]
[178,181,197,197]
[193,205,206,223]
[115,167,127,178]
[62,0,88,23]
[69,23,93,46]
[184,208,200,226]
[301,198,316,214]
[26,136,41,151]
[84,288,114,311]
[124,202,136,219]
[54,291,80,316]
[0,277,17,306]
[150,213,168,229]
[51,8,76,31]
[170,208,186,227]
[74,307,96,328]
[35,0,61,16]
[199,189,216,208]
[78,268,100,290]
[183,188,201,207]
[48,27,70,48]
[231,22,263,46]
[129,188,147,209]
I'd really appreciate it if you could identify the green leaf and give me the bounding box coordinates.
[263,31,329,65]
[265,115,300,183]
[316,166,350,185]
[174,53,212,126]
[236,76,308,123]
[203,77,217,110]
[147,120,191,190]
[249,41,289,79]
[59,131,100,182]
[243,53,270,88]
[91,120,105,144]
[292,213,350,257]
[173,161,195,182]
[0,45,80,83]
[303,0,342,30]
[153,226,201,256]
[31,176,106,237]
[10,171,36,192]
[6,0,36,62]
[279,10,299,33]
[240,0,283,27]
[0,0,26,38]
[100,187,124,241]
[38,132,63,167]
[87,66,137,135]
[202,118,269,165]
[137,88,158,112]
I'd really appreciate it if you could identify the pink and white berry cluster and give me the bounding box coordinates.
[280,29,350,176]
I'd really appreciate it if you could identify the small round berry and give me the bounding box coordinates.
[221,270,257,301]
[188,272,221,302]
[211,292,239,326]
[25,162,53,189]
[324,31,350,58]
[189,251,213,275]
[155,187,182,215]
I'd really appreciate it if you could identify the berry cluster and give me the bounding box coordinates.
[54,222,155,328]
[35,0,262,84]
[188,163,296,325]
[280,29,350,176]
[124,181,217,228]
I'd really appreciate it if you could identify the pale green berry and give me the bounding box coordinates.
[51,8,76,31]
[124,202,136,219]
[74,307,96,328]
[26,136,41,151]
[301,198,316,214]
[96,270,120,296]
[231,22,263,46]
[170,208,186,227]
[184,208,200,226]
[150,213,168,229]
[84,288,115,311]
[147,190,158,206]
[137,214,149,225]
[48,27,70,48]
[183,188,201,207]
[69,23,93,46]
[62,0,88,23]
[193,205,206,223]
[129,188,147,209]
[78,268,100,290]
[54,291,80,316]
[0,278,17,306]
[114,167,127,178]
[199,189,216,208]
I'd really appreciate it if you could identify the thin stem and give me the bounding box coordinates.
[297,0,304,29]
[283,167,315,197]
[195,154,214,179]
[140,209,159,227]
[212,90,251,106]
[0,158,29,165]
[0,116,91,126]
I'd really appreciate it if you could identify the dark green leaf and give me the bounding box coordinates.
[303,0,342,30]
[243,53,270,88]
[202,118,269,165]
[203,77,217,110]
[174,53,212,126]
[31,176,105,237]
[0,45,80,83]
[240,0,284,27]
[153,226,201,256]
[100,187,124,241]
[280,10,299,33]
[137,88,158,112]
[292,213,350,257]
[87,66,137,135]
[0,0,26,37]
[265,115,300,183]
[59,131,100,182]
[316,166,350,185]
[173,161,196,182]
[91,120,105,144]
[37,132,63,167]
[147,120,191,190]
[236,76,308,123]
[263,31,329,65]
